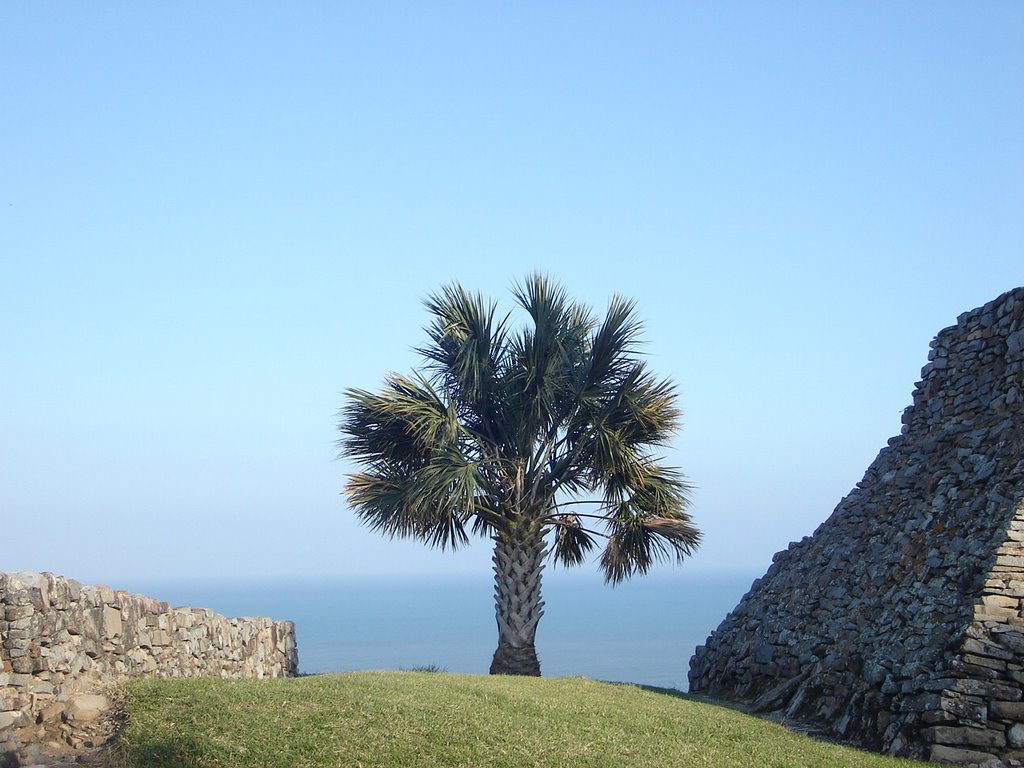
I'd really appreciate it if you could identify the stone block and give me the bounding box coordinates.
[66,694,110,723]
[990,701,1024,720]
[923,726,1006,748]
[923,709,959,725]
[935,696,989,725]
[5,605,33,621]
[962,654,1008,671]
[150,629,171,647]
[992,628,1024,653]
[39,701,65,723]
[1010,723,1024,748]
[975,608,1017,623]
[995,555,1024,569]
[82,608,103,641]
[4,674,31,688]
[929,744,999,765]
[102,605,123,638]
[28,680,54,696]
[96,584,115,606]
[999,671,1024,688]
[951,679,1023,701]
[983,594,1020,609]
[962,638,1015,660]
[0,710,29,729]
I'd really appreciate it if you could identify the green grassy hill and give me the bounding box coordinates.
[116,672,930,768]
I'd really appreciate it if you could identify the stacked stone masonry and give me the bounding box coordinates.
[0,571,298,764]
[689,286,1024,766]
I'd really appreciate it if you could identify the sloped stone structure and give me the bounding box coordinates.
[689,287,1024,766]
[0,571,298,765]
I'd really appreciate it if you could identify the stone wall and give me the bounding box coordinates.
[0,571,298,764]
[689,286,1024,766]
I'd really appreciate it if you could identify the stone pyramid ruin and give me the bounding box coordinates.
[689,287,1024,766]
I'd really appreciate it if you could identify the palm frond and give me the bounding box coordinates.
[508,274,596,439]
[608,367,681,448]
[599,509,701,584]
[419,283,507,407]
[343,446,494,550]
[550,514,599,567]
[511,272,571,330]
[583,294,645,393]
[339,374,458,468]
[597,461,698,583]
[340,373,489,550]
[345,472,420,538]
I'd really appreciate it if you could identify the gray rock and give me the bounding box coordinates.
[65,694,111,723]
[0,710,28,729]
[923,725,1006,748]
[1007,330,1024,356]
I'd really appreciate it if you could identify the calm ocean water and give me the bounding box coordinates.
[123,572,755,690]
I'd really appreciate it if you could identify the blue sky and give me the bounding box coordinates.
[2,3,1021,587]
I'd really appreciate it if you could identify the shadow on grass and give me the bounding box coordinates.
[632,683,888,756]
[636,683,690,700]
[634,682,761,717]
[116,735,211,768]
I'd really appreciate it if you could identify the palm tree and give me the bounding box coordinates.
[338,275,700,676]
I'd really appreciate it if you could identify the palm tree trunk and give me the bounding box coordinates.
[489,531,546,676]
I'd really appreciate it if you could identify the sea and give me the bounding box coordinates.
[122,571,757,691]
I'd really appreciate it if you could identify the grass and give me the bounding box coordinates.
[114,672,931,768]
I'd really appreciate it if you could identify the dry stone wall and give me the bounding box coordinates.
[0,571,298,764]
[689,286,1024,766]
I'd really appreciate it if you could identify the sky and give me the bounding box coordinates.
[2,3,1022,590]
